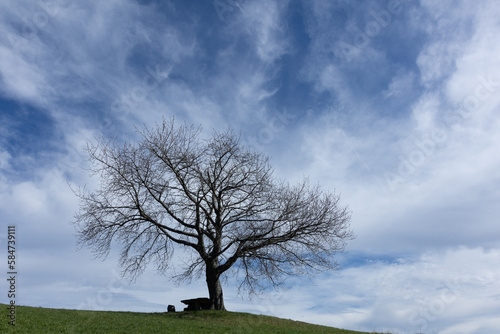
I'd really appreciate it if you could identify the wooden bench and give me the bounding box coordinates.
[181,298,211,311]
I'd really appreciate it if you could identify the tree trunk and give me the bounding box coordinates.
[206,261,226,310]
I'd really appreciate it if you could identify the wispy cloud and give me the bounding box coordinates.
[243,247,500,333]
[1,0,499,332]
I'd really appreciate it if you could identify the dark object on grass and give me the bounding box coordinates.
[167,305,176,313]
[181,298,211,311]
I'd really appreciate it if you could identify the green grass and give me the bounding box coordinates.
[0,304,383,333]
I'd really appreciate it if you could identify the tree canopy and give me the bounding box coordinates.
[74,118,354,310]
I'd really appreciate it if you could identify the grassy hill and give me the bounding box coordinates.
[0,304,383,333]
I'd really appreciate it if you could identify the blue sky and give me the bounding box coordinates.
[1,0,500,333]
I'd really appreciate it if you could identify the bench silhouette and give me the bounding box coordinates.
[181,298,211,311]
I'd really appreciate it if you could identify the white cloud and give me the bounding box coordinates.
[294,94,500,252]
[383,70,416,99]
[237,0,291,63]
[410,92,441,133]
[10,181,48,216]
[416,40,461,87]
[1,1,500,333]
[0,45,50,103]
[0,149,11,170]
[247,247,500,333]
[295,0,500,254]
[318,65,348,97]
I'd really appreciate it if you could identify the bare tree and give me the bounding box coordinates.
[73,118,354,311]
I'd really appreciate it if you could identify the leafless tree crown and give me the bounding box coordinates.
[74,118,354,300]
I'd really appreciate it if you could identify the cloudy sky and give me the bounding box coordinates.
[1,0,500,333]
